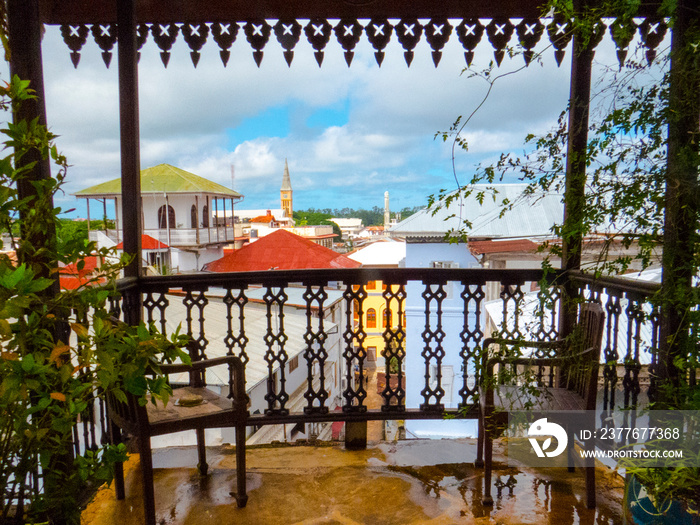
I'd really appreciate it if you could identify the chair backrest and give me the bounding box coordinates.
[105,388,150,437]
[565,302,605,410]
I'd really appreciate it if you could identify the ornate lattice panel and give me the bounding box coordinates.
[459,283,485,407]
[262,286,290,415]
[183,287,209,361]
[142,290,169,334]
[622,292,644,413]
[58,17,667,69]
[419,283,445,411]
[342,284,368,412]
[532,285,561,346]
[498,283,526,340]
[381,283,407,412]
[303,285,330,414]
[223,287,250,399]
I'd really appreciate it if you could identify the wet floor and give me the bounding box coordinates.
[81,438,625,525]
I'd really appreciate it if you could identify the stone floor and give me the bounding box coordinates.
[81,438,626,525]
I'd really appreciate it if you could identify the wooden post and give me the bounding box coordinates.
[559,0,594,342]
[8,0,59,293]
[117,0,143,325]
[657,0,700,401]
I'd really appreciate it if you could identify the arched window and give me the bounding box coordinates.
[190,205,197,228]
[202,205,209,227]
[158,205,175,229]
[366,308,377,328]
[382,309,392,328]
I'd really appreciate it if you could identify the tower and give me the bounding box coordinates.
[281,159,293,218]
[384,191,390,231]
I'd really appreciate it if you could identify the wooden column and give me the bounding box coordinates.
[117,0,143,324]
[559,1,594,343]
[657,0,700,399]
[8,0,59,295]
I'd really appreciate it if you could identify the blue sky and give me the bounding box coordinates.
[3,21,646,219]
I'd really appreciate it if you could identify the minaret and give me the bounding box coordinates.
[281,159,293,218]
[384,191,390,231]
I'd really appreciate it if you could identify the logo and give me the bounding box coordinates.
[527,418,568,458]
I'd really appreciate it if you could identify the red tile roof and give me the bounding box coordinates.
[59,275,106,290]
[203,229,361,272]
[468,239,539,255]
[59,255,100,277]
[116,234,168,250]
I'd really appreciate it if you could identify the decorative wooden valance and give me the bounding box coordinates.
[58,17,667,69]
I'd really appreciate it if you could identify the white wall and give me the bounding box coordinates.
[405,241,480,438]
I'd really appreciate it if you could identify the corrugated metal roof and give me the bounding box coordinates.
[73,164,243,198]
[161,297,338,389]
[347,239,406,266]
[390,184,563,240]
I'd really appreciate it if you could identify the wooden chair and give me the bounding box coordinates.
[476,302,605,508]
[106,342,249,525]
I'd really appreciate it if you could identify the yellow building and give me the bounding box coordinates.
[353,280,406,367]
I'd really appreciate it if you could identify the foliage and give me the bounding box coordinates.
[0,76,189,524]
[55,218,115,256]
[294,206,423,228]
[434,0,700,512]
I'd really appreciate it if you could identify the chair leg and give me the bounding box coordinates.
[584,439,596,508]
[475,415,484,468]
[483,422,494,506]
[138,436,157,525]
[232,422,248,508]
[109,420,125,500]
[196,428,208,476]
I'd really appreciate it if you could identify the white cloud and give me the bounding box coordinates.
[27,20,660,215]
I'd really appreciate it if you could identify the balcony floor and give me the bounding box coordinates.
[81,438,625,525]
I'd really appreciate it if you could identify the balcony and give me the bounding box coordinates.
[66,266,680,523]
[89,226,239,248]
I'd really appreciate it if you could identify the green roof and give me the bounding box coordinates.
[73,164,243,198]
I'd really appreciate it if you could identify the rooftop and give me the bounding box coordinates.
[347,239,406,267]
[389,184,563,241]
[203,229,361,272]
[74,164,243,199]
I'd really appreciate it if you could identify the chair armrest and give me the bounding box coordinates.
[482,337,565,351]
[159,355,244,375]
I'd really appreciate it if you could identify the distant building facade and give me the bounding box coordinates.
[74,164,243,273]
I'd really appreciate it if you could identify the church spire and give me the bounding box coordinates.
[281,159,293,217]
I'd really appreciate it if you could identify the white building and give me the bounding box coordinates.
[74,164,243,273]
[330,218,363,239]
[153,285,347,447]
[389,184,565,438]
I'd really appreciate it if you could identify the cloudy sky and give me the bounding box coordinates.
[6,21,645,218]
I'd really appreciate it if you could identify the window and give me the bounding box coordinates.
[202,205,209,227]
[158,205,175,229]
[367,308,377,328]
[366,280,376,290]
[382,309,392,328]
[289,355,299,372]
[431,261,458,268]
[190,205,197,228]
